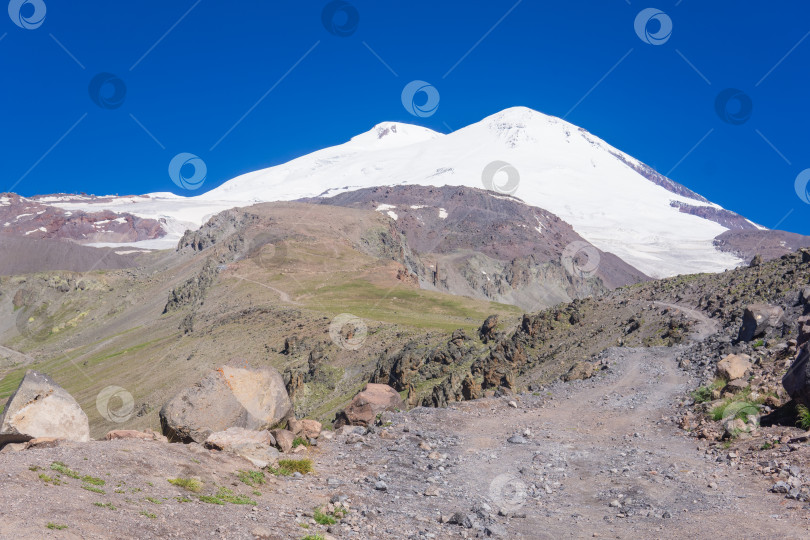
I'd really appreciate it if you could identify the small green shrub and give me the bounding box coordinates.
[292,436,310,448]
[269,459,313,476]
[313,508,337,525]
[168,477,202,492]
[50,461,80,479]
[46,523,67,530]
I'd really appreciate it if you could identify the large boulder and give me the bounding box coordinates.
[204,427,280,468]
[159,365,292,443]
[0,370,89,445]
[737,304,784,342]
[334,383,403,428]
[783,346,810,408]
[716,354,752,381]
[288,418,322,440]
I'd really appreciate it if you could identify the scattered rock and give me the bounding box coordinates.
[716,354,752,381]
[334,383,403,428]
[105,429,167,442]
[271,429,295,454]
[204,427,280,468]
[288,418,322,440]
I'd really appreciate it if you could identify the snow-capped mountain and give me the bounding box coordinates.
[36,107,769,278]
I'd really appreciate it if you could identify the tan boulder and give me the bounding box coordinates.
[159,365,292,443]
[0,370,89,446]
[334,383,403,428]
[204,427,279,468]
[716,354,752,381]
[288,418,322,439]
[271,429,295,453]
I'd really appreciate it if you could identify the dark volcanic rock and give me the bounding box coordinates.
[737,304,784,342]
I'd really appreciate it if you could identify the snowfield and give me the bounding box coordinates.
[51,107,744,278]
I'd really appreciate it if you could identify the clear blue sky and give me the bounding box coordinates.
[3,1,810,234]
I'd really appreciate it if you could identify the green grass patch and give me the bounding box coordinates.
[237,470,265,487]
[215,486,256,505]
[176,496,192,503]
[81,485,105,494]
[50,461,80,479]
[301,535,325,540]
[313,508,337,525]
[39,473,62,485]
[797,404,810,430]
[139,511,157,519]
[269,459,313,476]
[198,495,225,505]
[292,436,310,448]
[145,497,162,505]
[93,502,116,510]
[82,475,105,486]
[46,523,67,530]
[168,477,202,492]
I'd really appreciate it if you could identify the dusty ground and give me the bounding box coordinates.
[1,304,809,539]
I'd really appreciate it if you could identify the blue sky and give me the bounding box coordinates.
[3,1,810,234]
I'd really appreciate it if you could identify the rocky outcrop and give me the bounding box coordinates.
[176,209,257,253]
[479,315,499,343]
[784,347,810,408]
[164,258,219,313]
[334,384,403,428]
[105,429,167,442]
[0,370,89,445]
[159,365,292,443]
[563,361,597,382]
[737,304,784,342]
